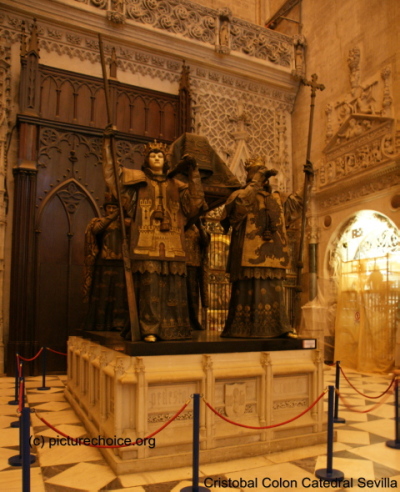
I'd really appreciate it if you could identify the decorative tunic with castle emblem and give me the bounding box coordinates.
[102,142,206,340]
[221,179,301,338]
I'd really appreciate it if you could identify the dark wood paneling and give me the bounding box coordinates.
[9,62,184,374]
[39,65,179,135]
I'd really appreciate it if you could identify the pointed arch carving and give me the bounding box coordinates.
[36,178,101,228]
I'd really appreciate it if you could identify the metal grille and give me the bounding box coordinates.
[205,220,231,332]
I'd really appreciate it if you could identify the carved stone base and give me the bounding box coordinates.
[65,335,326,474]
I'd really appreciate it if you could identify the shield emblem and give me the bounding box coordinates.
[225,383,246,417]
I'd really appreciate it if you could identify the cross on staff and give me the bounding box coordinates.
[293,73,325,331]
[302,74,325,162]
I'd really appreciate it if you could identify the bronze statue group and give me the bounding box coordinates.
[83,134,308,342]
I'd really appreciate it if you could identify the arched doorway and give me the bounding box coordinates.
[35,179,99,371]
[328,210,400,373]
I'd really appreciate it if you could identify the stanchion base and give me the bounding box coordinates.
[10,420,20,428]
[315,469,344,481]
[37,387,50,391]
[386,440,400,449]
[8,400,18,405]
[8,454,36,466]
[181,486,209,492]
[333,417,346,424]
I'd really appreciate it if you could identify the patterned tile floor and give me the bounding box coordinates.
[0,366,399,491]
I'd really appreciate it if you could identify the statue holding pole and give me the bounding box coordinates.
[98,35,207,342]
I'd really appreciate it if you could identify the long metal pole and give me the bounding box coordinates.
[293,74,324,330]
[98,34,140,341]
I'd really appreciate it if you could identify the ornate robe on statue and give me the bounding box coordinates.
[83,216,129,332]
[103,155,205,340]
[221,181,300,338]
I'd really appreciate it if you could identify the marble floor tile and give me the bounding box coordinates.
[331,475,400,491]
[334,397,366,408]
[362,404,396,419]
[0,404,23,416]
[348,442,400,472]
[361,383,395,393]
[332,410,369,422]
[266,442,350,464]
[26,386,65,394]
[170,480,193,492]
[225,462,340,492]
[31,410,81,427]
[351,419,396,439]
[32,400,71,412]
[0,467,46,491]
[336,429,371,445]
[0,415,18,429]
[119,466,193,488]
[199,455,272,475]
[35,423,88,439]
[0,448,24,471]
[314,455,375,481]
[110,487,146,492]
[44,461,116,491]
[0,427,29,447]
[26,393,66,403]
[36,440,103,467]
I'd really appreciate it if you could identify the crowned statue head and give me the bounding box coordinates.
[142,140,170,175]
[244,156,278,192]
[244,156,267,181]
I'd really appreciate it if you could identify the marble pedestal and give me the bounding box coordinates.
[65,333,326,475]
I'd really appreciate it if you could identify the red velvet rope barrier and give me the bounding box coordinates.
[336,384,395,414]
[46,347,67,356]
[17,347,44,362]
[203,389,327,430]
[340,366,396,399]
[34,399,191,448]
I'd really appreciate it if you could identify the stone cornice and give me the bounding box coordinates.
[0,0,297,94]
[315,159,400,212]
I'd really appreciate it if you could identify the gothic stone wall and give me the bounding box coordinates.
[0,0,298,373]
[288,0,400,307]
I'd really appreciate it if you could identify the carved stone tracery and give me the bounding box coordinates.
[191,77,293,194]
[70,0,293,67]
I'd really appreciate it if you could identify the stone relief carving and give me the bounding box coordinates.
[72,0,293,67]
[327,48,394,141]
[215,8,231,54]
[317,164,400,210]
[318,48,398,200]
[108,0,126,24]
[292,34,306,79]
[0,15,182,84]
[273,399,308,410]
[319,116,399,189]
[224,382,246,418]
[148,411,193,423]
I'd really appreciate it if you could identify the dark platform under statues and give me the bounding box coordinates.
[76,329,316,356]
